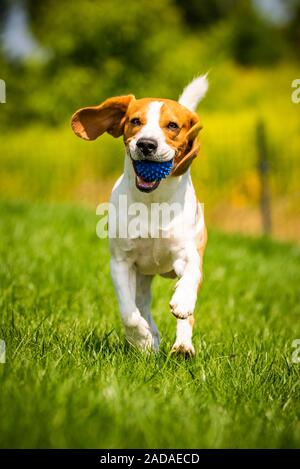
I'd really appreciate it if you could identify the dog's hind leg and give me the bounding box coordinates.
[135,273,160,352]
[110,259,155,351]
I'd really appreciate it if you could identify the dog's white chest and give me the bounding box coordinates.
[126,236,174,275]
[109,168,203,276]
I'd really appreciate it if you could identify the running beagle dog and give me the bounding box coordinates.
[71,75,208,355]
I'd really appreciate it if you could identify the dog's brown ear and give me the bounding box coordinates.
[172,117,202,176]
[71,95,135,140]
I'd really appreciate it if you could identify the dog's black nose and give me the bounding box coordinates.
[136,138,158,156]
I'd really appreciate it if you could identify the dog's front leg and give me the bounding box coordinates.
[170,245,202,319]
[110,258,155,351]
[172,316,195,356]
[169,246,202,354]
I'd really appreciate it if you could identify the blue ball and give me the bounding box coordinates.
[134,159,173,182]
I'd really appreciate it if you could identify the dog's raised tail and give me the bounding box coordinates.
[178,74,209,112]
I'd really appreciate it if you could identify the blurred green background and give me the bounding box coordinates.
[0,0,299,240]
[1,0,300,450]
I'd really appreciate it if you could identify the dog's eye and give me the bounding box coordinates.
[130,118,142,126]
[167,121,179,130]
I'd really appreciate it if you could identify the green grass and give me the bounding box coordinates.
[0,200,299,448]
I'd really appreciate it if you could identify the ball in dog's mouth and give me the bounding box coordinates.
[132,159,173,193]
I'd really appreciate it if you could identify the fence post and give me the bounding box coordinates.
[256,120,272,236]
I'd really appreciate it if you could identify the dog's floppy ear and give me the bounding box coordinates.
[71,95,135,140]
[172,115,202,176]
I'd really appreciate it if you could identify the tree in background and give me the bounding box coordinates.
[286,0,300,58]
[1,0,183,126]
[175,0,292,65]
[174,0,236,28]
[0,0,9,27]
[26,0,183,101]
[0,0,299,128]
[229,0,288,65]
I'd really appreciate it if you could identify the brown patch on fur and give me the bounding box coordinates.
[122,98,152,144]
[196,204,208,292]
[71,95,135,140]
[198,225,207,259]
[158,100,202,176]
[188,315,195,328]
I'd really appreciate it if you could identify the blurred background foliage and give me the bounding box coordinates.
[0,0,299,240]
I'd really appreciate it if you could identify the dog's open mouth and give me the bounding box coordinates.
[132,158,173,193]
[135,175,160,192]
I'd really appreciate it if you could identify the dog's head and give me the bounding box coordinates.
[71,75,208,192]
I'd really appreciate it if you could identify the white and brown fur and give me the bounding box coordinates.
[71,75,208,355]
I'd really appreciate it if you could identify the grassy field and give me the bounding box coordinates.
[0,200,300,448]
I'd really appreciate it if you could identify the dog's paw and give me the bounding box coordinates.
[125,328,154,351]
[169,287,196,319]
[171,341,195,357]
[124,315,156,352]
